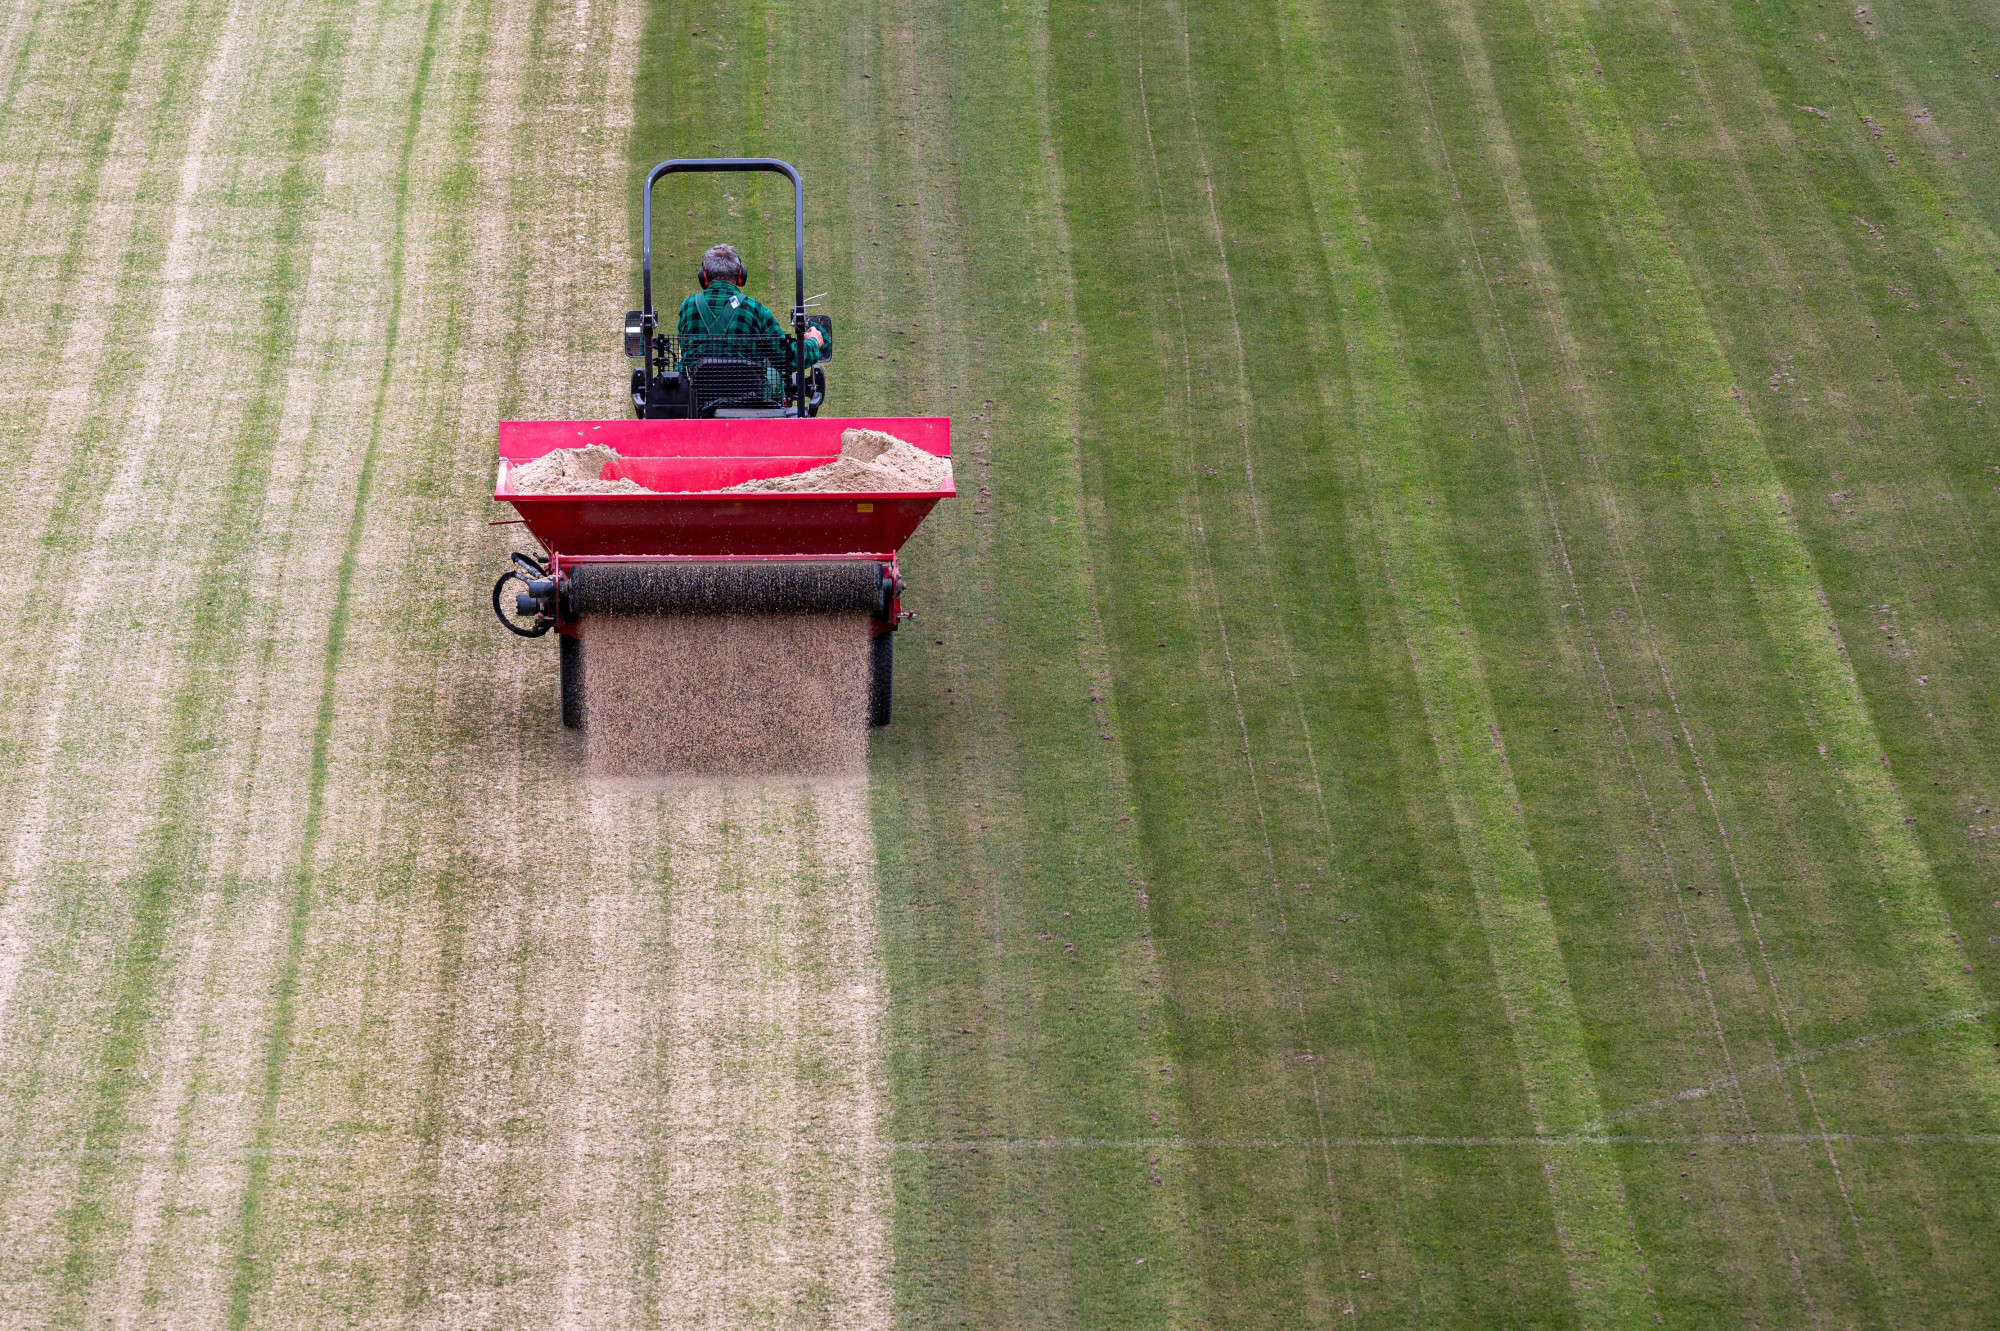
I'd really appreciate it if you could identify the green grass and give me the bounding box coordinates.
[1,0,1996,1324]
[822,0,1997,1321]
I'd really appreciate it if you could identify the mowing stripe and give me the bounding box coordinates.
[0,0,35,104]
[937,0,1204,1317]
[0,0,165,457]
[221,0,455,1322]
[228,0,644,1316]
[0,0,243,1047]
[1541,0,2000,1112]
[1025,21,1205,1288]
[1701,0,2000,359]
[4,0,1994,1319]
[0,0,173,632]
[0,0,254,1117]
[648,784,892,1327]
[1404,1,1836,1315]
[1669,0,2000,945]
[1597,0,2000,1298]
[0,0,373,1318]
[1131,0,1350,1257]
[0,0,223,820]
[1416,4,1994,1312]
[197,0,508,1316]
[1272,7,1657,1326]
[66,0,368,1274]
[1649,0,2000,843]
[215,0,898,1318]
[814,0,1203,1319]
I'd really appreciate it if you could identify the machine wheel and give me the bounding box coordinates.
[560,633,584,730]
[868,631,893,728]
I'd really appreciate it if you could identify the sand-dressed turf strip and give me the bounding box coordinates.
[5,0,2000,1323]
[555,780,895,1327]
[0,0,898,1324]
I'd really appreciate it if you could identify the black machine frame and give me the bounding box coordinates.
[629,157,830,418]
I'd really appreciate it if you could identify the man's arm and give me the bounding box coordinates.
[746,296,823,367]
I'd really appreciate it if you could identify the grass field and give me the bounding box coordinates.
[2,0,1997,1325]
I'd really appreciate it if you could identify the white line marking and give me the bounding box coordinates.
[16,1128,1995,1162]
[1587,1005,1994,1134]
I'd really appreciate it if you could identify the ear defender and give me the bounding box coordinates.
[697,261,749,290]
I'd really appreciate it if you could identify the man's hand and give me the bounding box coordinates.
[805,325,825,347]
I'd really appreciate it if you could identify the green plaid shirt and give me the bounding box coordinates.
[675,282,823,367]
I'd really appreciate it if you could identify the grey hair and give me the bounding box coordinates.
[701,243,744,284]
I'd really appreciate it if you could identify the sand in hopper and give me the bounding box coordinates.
[506,428,951,495]
[721,427,953,493]
[583,612,870,779]
[505,442,646,494]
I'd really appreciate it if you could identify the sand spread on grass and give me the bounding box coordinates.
[581,612,870,779]
[506,428,952,496]
[506,442,648,494]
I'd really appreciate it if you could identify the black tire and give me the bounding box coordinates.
[560,632,583,730]
[868,630,893,728]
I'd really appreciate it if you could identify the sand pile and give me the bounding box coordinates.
[506,443,647,494]
[507,429,950,496]
[721,428,953,493]
[581,612,870,778]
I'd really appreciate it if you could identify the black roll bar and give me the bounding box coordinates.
[641,157,805,401]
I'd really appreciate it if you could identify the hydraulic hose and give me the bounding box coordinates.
[493,569,553,637]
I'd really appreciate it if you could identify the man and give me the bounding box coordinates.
[677,243,826,368]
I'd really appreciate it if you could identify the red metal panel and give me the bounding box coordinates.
[494,417,952,560]
[497,416,950,465]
